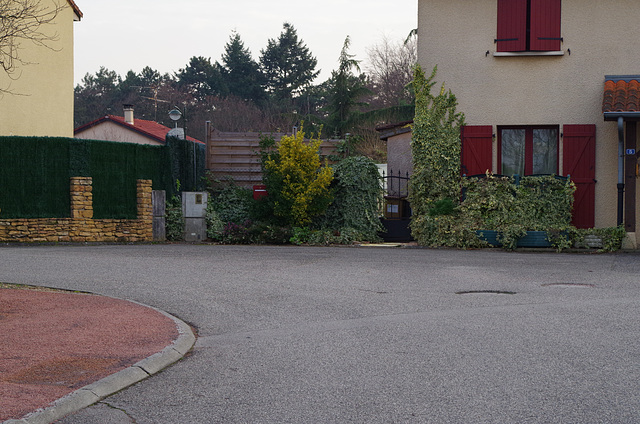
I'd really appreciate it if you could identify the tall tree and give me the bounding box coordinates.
[74,66,121,126]
[259,23,319,102]
[365,35,416,109]
[221,31,265,104]
[325,36,370,137]
[176,56,226,101]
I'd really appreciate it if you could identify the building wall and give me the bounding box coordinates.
[75,121,163,145]
[418,0,640,235]
[0,0,78,137]
[387,131,413,176]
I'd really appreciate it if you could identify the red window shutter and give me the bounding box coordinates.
[563,124,596,229]
[461,125,493,176]
[496,0,527,52]
[530,0,562,51]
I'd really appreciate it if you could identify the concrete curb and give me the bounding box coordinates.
[3,302,196,424]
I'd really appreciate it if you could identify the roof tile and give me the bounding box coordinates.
[603,76,640,113]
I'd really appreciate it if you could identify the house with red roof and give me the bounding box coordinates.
[74,105,203,145]
[416,0,640,248]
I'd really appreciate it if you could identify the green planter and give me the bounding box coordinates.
[477,230,553,248]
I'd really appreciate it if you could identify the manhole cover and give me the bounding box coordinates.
[456,290,516,295]
[541,283,595,288]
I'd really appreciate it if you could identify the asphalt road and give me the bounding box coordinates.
[2,245,640,423]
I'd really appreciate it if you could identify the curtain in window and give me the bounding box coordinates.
[501,129,525,175]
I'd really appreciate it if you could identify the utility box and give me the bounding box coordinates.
[182,192,208,242]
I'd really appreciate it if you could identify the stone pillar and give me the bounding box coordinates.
[70,177,93,219]
[136,179,153,221]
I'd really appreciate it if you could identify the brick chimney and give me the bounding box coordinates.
[123,104,134,125]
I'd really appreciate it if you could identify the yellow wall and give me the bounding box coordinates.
[418,0,640,237]
[0,0,78,137]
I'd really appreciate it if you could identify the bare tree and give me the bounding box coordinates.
[364,35,417,109]
[0,0,67,83]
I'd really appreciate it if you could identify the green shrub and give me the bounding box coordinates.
[408,65,466,247]
[317,156,384,241]
[205,196,224,241]
[461,174,576,250]
[210,184,253,225]
[261,128,334,226]
[165,195,184,241]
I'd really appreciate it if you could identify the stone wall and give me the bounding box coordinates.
[0,178,153,243]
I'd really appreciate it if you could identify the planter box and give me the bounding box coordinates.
[476,230,501,246]
[516,230,552,248]
[476,230,553,248]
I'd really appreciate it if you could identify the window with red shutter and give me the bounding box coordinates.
[496,0,527,52]
[530,0,562,51]
[496,0,562,52]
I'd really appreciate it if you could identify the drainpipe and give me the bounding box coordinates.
[617,116,624,226]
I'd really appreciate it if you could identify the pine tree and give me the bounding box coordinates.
[259,23,319,102]
[325,36,370,137]
[221,31,266,104]
[176,56,227,101]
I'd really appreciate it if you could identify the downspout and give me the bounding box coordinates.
[617,116,625,226]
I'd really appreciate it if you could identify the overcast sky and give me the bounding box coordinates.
[73,0,417,86]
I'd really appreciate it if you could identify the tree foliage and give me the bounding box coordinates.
[409,65,465,246]
[262,128,334,226]
[259,23,319,102]
[176,56,226,101]
[324,36,371,137]
[74,28,417,162]
[318,155,384,240]
[221,31,265,105]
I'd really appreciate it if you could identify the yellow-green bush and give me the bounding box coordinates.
[263,129,334,226]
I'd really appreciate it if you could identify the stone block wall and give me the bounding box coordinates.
[0,178,153,243]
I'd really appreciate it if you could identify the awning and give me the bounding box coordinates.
[603,75,640,121]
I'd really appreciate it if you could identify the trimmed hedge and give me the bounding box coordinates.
[0,136,182,219]
[0,137,71,218]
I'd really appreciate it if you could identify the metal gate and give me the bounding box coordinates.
[380,170,413,242]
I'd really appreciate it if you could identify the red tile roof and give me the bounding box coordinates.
[603,77,640,113]
[74,115,204,145]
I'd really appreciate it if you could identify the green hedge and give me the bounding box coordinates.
[166,136,207,196]
[0,136,176,219]
[0,137,71,218]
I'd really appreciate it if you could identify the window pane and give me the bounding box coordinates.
[501,129,525,175]
[532,128,558,174]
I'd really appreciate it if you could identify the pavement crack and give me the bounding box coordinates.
[101,401,138,423]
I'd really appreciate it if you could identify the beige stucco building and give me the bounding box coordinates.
[417,0,640,247]
[0,0,82,137]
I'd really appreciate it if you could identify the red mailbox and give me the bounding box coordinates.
[253,185,268,200]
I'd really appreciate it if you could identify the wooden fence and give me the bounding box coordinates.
[205,125,339,188]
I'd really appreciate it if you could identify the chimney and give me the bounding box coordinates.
[123,104,134,125]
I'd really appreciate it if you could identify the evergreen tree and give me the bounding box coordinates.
[259,23,319,102]
[176,56,227,101]
[74,66,121,126]
[325,36,370,137]
[221,31,266,104]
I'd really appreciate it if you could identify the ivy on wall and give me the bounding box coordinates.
[408,65,466,246]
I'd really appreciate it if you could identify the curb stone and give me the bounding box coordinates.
[3,301,196,424]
